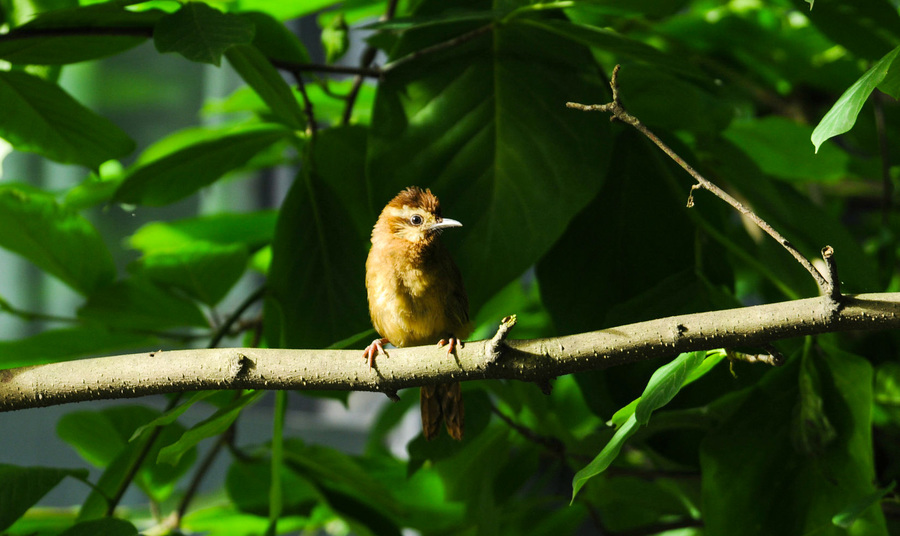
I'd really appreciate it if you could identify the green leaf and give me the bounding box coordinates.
[811,46,900,153]
[78,277,208,330]
[0,70,135,168]
[157,391,266,466]
[129,392,217,442]
[0,3,160,65]
[129,242,249,306]
[60,406,198,515]
[725,116,849,183]
[264,127,370,349]
[634,351,706,425]
[571,414,639,500]
[59,518,137,536]
[833,482,896,529]
[0,184,115,295]
[128,211,277,255]
[521,18,695,78]
[794,0,900,61]
[153,2,255,66]
[225,44,307,130]
[235,0,341,21]
[114,123,289,205]
[239,11,311,64]
[0,465,88,531]
[700,347,888,535]
[0,326,154,370]
[322,14,349,64]
[226,459,320,517]
[367,11,612,308]
[572,351,709,499]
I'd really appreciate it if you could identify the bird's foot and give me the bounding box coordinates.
[437,337,464,355]
[363,338,389,368]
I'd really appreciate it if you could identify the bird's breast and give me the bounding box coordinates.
[366,246,464,347]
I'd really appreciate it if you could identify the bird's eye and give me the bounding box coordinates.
[410,214,424,226]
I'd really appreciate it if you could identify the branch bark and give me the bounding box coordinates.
[2,293,899,412]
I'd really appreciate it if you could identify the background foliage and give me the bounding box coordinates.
[0,0,899,534]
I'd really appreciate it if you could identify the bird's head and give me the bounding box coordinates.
[372,186,462,247]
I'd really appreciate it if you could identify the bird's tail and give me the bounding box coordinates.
[421,382,465,440]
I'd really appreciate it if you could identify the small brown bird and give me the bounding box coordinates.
[363,186,471,440]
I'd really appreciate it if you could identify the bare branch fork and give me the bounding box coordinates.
[2,292,899,412]
[567,64,838,299]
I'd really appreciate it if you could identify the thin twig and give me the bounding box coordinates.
[491,404,568,459]
[342,0,399,125]
[269,59,381,79]
[381,23,494,75]
[105,394,182,516]
[567,64,830,295]
[173,417,235,526]
[208,285,266,349]
[288,71,317,136]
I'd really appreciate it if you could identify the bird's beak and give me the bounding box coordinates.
[429,218,463,232]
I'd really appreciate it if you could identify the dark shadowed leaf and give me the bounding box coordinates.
[700,348,887,535]
[264,127,370,349]
[367,5,612,309]
[154,2,255,66]
[59,518,137,536]
[0,465,88,531]
[0,70,134,168]
[0,184,115,295]
[0,3,160,65]
[239,11,310,64]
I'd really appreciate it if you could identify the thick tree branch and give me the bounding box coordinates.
[2,293,899,412]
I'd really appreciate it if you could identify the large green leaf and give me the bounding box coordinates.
[0,184,115,295]
[367,4,611,308]
[225,44,307,130]
[239,10,311,64]
[0,465,88,531]
[700,348,887,535]
[264,127,370,349]
[78,277,208,330]
[0,326,154,370]
[128,211,277,254]
[0,3,160,65]
[811,46,900,152]
[0,70,134,168]
[154,2,255,66]
[726,116,849,183]
[114,123,290,206]
[128,242,249,306]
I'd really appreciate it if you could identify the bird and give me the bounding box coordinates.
[363,186,471,441]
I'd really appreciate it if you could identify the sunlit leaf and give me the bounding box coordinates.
[811,45,900,152]
[0,70,134,168]
[0,184,115,295]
